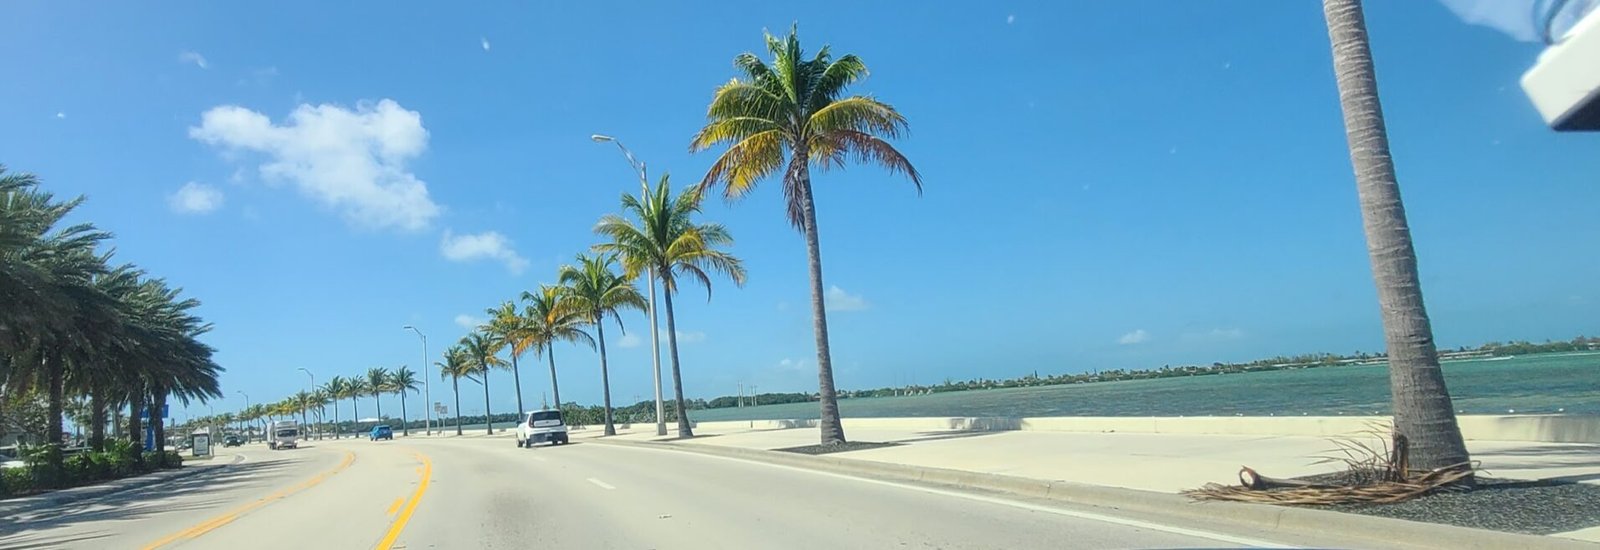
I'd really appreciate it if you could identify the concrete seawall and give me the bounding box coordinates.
[693,414,1600,443]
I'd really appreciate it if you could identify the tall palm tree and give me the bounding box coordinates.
[292,391,313,437]
[484,301,531,417]
[345,378,368,432]
[308,390,331,439]
[321,376,349,439]
[1322,0,1471,476]
[596,177,747,437]
[690,27,921,445]
[365,367,390,422]
[460,332,505,435]
[390,366,420,436]
[557,253,646,436]
[436,345,474,436]
[519,284,594,413]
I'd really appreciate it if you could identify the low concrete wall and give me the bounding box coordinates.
[695,415,1600,443]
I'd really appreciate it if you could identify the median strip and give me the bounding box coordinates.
[141,451,355,550]
[374,452,432,550]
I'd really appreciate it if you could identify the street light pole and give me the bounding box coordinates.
[591,133,667,437]
[404,325,432,436]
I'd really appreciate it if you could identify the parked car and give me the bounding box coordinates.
[223,434,246,447]
[369,425,393,441]
[516,410,569,448]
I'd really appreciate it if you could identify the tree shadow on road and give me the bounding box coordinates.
[0,458,301,548]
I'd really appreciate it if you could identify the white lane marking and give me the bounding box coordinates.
[597,445,1294,549]
[586,477,616,490]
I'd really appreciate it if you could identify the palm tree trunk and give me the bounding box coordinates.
[299,407,308,442]
[374,392,382,421]
[152,392,168,464]
[399,389,409,437]
[596,320,616,436]
[792,151,847,445]
[452,375,462,436]
[661,288,693,437]
[1323,0,1471,476]
[547,350,563,411]
[351,398,360,434]
[128,391,146,459]
[510,352,526,419]
[43,350,66,480]
[89,387,107,452]
[481,360,494,435]
[331,399,341,439]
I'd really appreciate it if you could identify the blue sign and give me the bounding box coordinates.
[140,404,170,419]
[144,424,156,451]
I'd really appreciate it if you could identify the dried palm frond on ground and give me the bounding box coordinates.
[1184,432,1477,506]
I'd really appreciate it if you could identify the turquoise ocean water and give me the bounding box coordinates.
[688,352,1600,421]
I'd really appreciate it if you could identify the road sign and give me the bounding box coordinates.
[140,404,169,419]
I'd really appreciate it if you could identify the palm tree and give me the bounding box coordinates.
[321,377,349,439]
[690,27,921,445]
[390,367,420,436]
[484,301,531,417]
[436,345,474,436]
[596,177,747,437]
[308,390,331,439]
[292,391,313,437]
[519,284,594,413]
[1321,0,1470,476]
[344,378,368,433]
[557,253,646,436]
[365,367,390,422]
[460,332,506,435]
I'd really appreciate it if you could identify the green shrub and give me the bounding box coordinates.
[1,467,33,496]
[162,451,183,468]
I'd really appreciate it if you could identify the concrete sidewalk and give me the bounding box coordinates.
[574,421,1600,542]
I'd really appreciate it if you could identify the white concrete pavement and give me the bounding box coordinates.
[0,434,1365,549]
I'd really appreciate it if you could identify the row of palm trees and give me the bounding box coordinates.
[196,12,1477,479]
[429,177,746,439]
[192,367,422,440]
[1,165,223,484]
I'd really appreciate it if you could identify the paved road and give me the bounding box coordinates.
[1,435,1325,549]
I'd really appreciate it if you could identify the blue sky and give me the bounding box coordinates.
[3,1,1598,420]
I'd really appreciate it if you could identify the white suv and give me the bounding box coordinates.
[516,410,569,448]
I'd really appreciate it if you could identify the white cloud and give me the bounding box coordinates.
[439,229,529,274]
[239,66,279,86]
[675,330,706,344]
[776,358,807,372]
[481,37,491,51]
[1181,328,1245,343]
[178,50,209,69]
[55,112,66,119]
[1118,329,1150,345]
[1006,14,1015,24]
[617,333,641,348]
[825,286,867,312]
[454,314,483,330]
[189,99,441,232]
[168,182,224,214]
[1437,0,1539,42]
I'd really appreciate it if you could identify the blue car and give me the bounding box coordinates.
[369,425,393,441]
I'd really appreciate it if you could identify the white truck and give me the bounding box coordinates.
[268,420,300,450]
[515,410,569,448]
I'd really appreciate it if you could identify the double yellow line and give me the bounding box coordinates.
[374,452,432,549]
[141,451,356,550]
[141,449,433,550]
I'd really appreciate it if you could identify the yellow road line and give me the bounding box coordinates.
[385,497,403,516]
[374,452,432,550]
[141,451,356,550]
